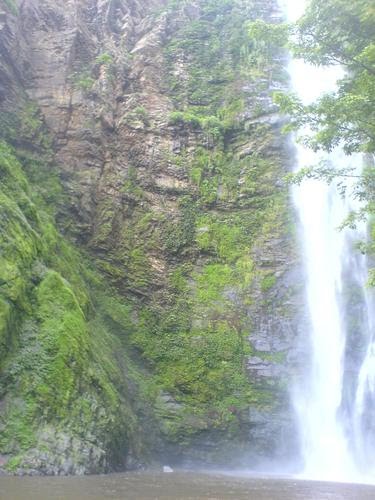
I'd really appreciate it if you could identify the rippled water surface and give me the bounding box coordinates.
[1,471,375,499]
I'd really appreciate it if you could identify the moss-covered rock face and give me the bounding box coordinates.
[0,138,157,474]
[0,0,301,472]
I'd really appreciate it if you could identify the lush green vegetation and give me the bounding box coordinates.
[277,2,375,154]
[292,0,375,281]
[249,0,375,281]
[0,0,292,469]
[113,0,292,447]
[164,0,258,135]
[0,122,155,472]
[248,0,375,155]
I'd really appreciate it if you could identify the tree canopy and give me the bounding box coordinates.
[267,0,375,155]
[248,0,375,280]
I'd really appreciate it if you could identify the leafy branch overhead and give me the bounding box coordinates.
[248,0,375,154]
[248,0,375,242]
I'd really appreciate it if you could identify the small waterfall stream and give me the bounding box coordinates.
[283,0,375,482]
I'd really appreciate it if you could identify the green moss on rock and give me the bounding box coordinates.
[0,139,156,474]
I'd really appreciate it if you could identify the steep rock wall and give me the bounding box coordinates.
[0,0,301,473]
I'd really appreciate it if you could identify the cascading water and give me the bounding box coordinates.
[282,0,375,483]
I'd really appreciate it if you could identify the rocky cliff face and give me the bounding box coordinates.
[0,0,301,474]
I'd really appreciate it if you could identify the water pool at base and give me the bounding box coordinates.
[1,471,375,500]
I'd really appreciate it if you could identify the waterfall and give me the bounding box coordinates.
[282,0,375,482]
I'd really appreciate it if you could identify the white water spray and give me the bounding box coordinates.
[282,0,375,483]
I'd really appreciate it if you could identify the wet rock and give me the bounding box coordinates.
[0,0,303,474]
